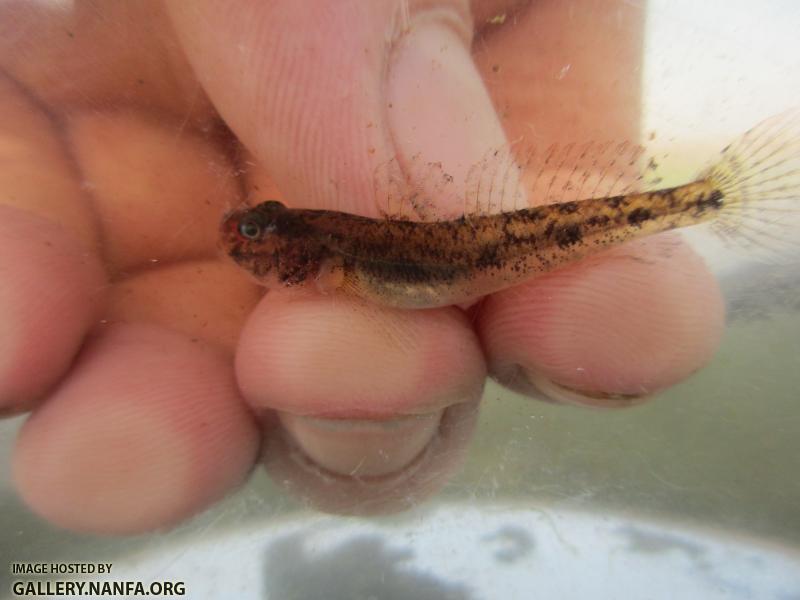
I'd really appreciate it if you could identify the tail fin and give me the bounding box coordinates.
[705,109,800,261]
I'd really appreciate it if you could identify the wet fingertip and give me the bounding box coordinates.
[262,399,480,516]
[67,110,242,273]
[103,258,262,352]
[235,294,486,418]
[387,7,514,217]
[0,206,107,411]
[478,238,725,402]
[12,323,259,534]
[494,364,652,409]
[277,410,444,478]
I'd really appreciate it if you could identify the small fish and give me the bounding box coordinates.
[220,111,800,309]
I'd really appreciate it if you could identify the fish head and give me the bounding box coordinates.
[220,200,316,286]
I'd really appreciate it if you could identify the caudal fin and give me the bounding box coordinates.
[705,109,800,260]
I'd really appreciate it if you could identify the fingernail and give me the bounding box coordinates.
[387,15,523,217]
[515,367,651,409]
[277,410,444,477]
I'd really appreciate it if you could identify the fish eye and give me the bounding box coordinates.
[238,219,262,240]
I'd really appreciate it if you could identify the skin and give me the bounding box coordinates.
[0,0,723,534]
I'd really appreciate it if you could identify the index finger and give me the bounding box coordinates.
[168,0,511,218]
[168,0,502,478]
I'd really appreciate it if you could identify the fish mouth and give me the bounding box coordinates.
[220,210,245,238]
[223,242,277,279]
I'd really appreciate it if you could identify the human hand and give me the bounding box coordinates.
[0,0,723,534]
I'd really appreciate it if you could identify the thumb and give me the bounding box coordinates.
[168,0,509,217]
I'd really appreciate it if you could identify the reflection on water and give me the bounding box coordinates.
[5,506,796,600]
[481,525,535,563]
[263,533,474,600]
[725,263,800,323]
